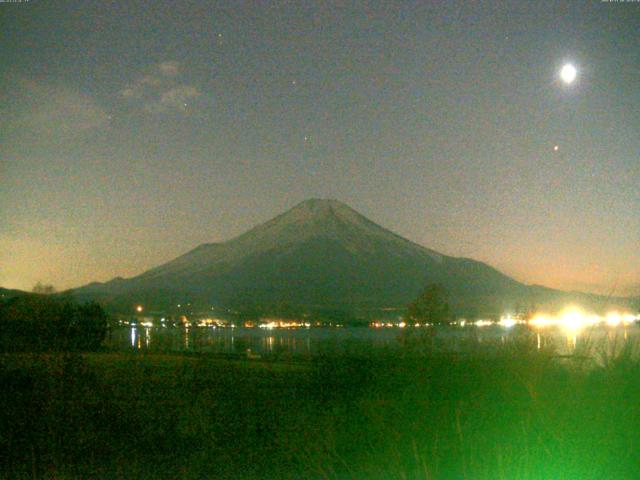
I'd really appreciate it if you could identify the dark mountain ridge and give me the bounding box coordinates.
[71,199,630,318]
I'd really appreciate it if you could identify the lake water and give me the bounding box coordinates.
[107,323,640,358]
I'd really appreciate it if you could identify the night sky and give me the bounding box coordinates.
[1,1,638,296]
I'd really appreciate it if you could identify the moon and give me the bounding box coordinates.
[560,63,577,84]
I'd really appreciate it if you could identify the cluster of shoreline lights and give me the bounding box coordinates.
[371,307,639,332]
[131,303,638,331]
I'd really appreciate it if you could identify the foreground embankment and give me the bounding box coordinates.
[1,341,639,479]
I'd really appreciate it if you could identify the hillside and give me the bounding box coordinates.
[71,199,627,317]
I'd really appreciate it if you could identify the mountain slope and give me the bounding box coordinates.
[72,199,622,316]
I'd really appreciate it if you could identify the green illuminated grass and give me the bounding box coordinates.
[1,340,639,479]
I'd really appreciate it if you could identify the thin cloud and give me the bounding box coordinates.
[121,61,202,114]
[4,76,109,138]
[146,85,201,113]
[158,61,180,77]
[120,73,162,99]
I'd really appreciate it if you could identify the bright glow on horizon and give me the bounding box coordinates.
[559,308,594,331]
[529,308,638,331]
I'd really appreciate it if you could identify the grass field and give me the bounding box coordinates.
[1,338,639,479]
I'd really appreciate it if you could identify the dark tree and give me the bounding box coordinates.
[73,302,108,350]
[32,282,56,294]
[0,296,108,352]
[406,284,450,324]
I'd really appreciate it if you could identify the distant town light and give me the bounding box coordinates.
[475,319,493,327]
[136,305,143,313]
[498,315,517,328]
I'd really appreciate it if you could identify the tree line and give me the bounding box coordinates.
[0,294,108,352]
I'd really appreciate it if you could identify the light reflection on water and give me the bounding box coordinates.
[113,324,640,358]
